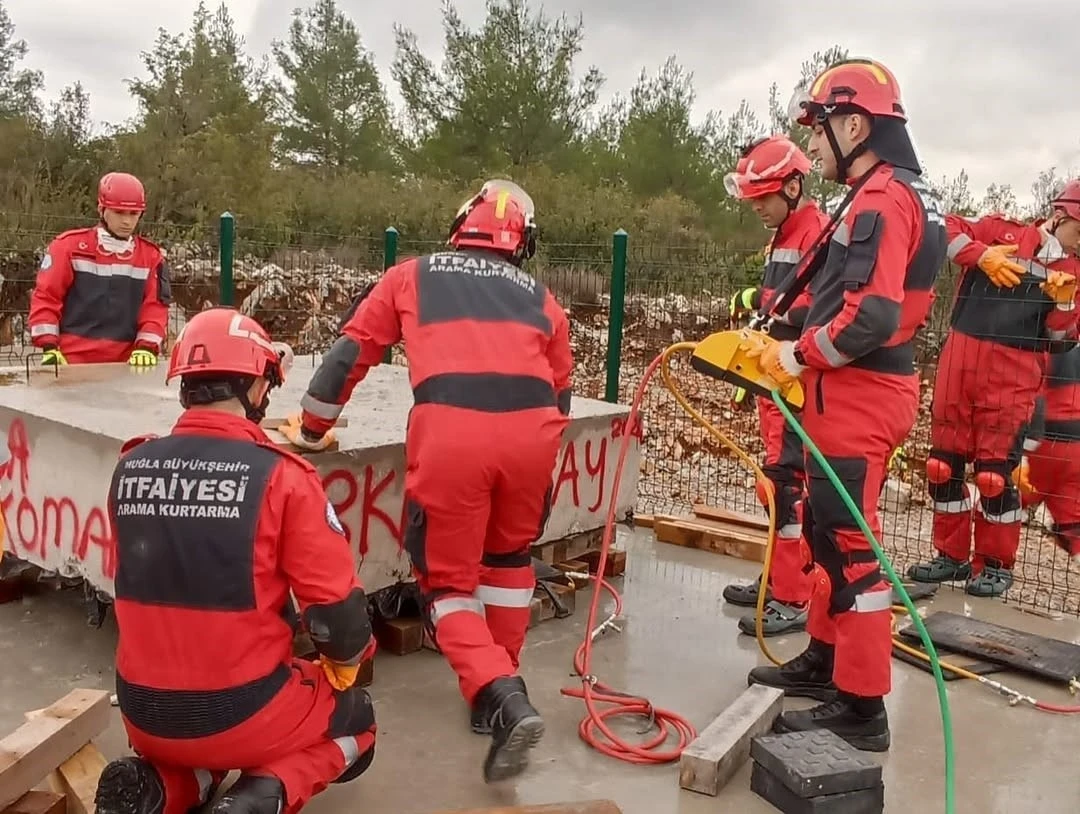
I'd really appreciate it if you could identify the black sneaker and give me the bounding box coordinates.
[210,775,285,814]
[773,693,891,752]
[95,758,165,814]
[747,637,837,701]
[474,676,545,783]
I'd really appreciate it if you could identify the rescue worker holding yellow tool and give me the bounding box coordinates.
[722,135,829,637]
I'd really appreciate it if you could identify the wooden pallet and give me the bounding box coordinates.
[1,689,112,814]
[651,503,769,563]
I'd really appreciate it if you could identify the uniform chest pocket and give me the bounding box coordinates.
[842,211,884,291]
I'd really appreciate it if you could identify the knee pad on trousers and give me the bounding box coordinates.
[974,459,1020,517]
[974,470,1006,499]
[328,685,376,740]
[333,744,375,784]
[755,477,775,507]
[926,449,964,489]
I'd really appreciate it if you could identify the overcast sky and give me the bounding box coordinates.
[8,0,1079,207]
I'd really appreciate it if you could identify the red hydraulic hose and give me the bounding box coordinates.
[559,352,697,763]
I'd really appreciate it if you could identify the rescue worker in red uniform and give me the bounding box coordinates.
[28,172,171,366]
[1013,343,1080,560]
[94,307,377,814]
[722,135,830,636]
[745,59,948,752]
[909,180,1080,596]
[284,180,573,784]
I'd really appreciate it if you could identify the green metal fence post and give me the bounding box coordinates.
[382,226,399,364]
[605,229,628,403]
[219,211,235,306]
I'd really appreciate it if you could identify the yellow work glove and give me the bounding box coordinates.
[278,413,337,452]
[129,349,158,368]
[1011,457,1037,500]
[887,447,907,473]
[1040,270,1078,306]
[749,339,802,388]
[731,386,754,411]
[41,348,67,366]
[729,287,760,319]
[319,656,360,691]
[977,244,1026,288]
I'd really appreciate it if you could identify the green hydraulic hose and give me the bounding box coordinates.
[772,391,956,814]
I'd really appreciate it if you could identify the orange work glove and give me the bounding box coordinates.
[976,244,1026,288]
[1040,270,1078,306]
[319,656,360,691]
[750,339,803,388]
[1010,456,1037,500]
[278,413,336,452]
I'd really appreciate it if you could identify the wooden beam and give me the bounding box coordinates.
[0,690,112,810]
[3,791,66,814]
[22,712,105,814]
[428,802,622,814]
[691,504,769,532]
[679,684,785,796]
[653,517,767,563]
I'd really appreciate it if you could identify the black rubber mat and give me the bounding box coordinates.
[891,642,1003,681]
[897,610,1080,683]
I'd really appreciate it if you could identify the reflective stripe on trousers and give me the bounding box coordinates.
[429,585,535,627]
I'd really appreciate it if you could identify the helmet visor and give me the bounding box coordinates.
[787,88,816,126]
[479,179,535,220]
[723,172,783,199]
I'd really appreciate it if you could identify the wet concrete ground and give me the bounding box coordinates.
[2,527,1079,813]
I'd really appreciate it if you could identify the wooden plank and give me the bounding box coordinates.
[0,690,112,810]
[632,513,655,529]
[3,791,66,814]
[692,504,769,532]
[24,710,108,814]
[580,549,626,578]
[653,518,767,563]
[679,684,785,796]
[260,417,349,429]
[428,801,622,814]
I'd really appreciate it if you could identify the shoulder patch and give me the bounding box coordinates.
[39,253,52,271]
[325,500,345,535]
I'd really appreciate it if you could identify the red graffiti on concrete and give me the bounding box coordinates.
[0,419,116,579]
[552,416,644,513]
[321,466,406,558]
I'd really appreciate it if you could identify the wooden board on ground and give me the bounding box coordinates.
[692,504,769,532]
[632,514,655,529]
[653,516,767,563]
[24,708,108,814]
[429,801,622,814]
[374,615,425,656]
[260,417,350,429]
[0,690,112,810]
[4,791,66,814]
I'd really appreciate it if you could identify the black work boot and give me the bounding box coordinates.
[210,774,285,814]
[474,676,545,783]
[747,637,837,701]
[470,703,492,735]
[94,757,165,814]
[773,691,891,752]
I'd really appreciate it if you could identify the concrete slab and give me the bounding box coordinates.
[0,359,640,596]
[2,527,1078,814]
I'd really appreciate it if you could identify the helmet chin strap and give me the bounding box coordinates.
[820,116,869,183]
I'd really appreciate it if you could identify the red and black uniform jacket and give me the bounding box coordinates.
[756,201,831,339]
[795,164,948,387]
[945,214,1080,351]
[1027,347,1080,447]
[29,227,171,363]
[109,411,373,740]
[300,249,574,437]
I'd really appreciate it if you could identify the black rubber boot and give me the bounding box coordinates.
[474,676,545,783]
[470,703,492,735]
[94,757,165,814]
[746,637,837,701]
[723,573,772,607]
[773,691,891,752]
[210,775,285,814]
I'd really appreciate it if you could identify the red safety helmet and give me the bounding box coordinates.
[448,179,537,261]
[789,58,907,127]
[1051,179,1080,221]
[167,307,291,388]
[724,135,813,199]
[98,172,146,212]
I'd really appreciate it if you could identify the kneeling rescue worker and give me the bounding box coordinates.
[909,179,1080,595]
[29,172,170,367]
[723,135,830,636]
[284,180,573,783]
[94,307,378,814]
[747,58,948,752]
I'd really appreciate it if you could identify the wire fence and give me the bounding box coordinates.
[1,212,1078,617]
